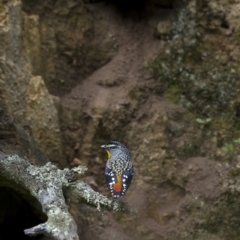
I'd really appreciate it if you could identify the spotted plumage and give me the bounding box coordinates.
[101,141,134,199]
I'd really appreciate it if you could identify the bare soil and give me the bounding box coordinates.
[59,2,229,240]
[61,2,173,110]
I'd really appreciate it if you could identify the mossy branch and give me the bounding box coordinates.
[0,152,134,240]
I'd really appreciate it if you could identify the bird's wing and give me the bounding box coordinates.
[121,167,134,196]
[105,166,116,195]
[105,165,134,199]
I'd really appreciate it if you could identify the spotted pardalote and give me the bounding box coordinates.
[101,141,134,199]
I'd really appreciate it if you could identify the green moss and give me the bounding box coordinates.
[176,191,240,240]
[183,44,203,64]
[148,36,240,147]
[234,29,240,45]
[228,168,240,177]
[201,192,240,239]
[128,89,139,101]
[148,55,165,77]
[151,41,222,110]
[211,117,233,131]
[164,85,181,103]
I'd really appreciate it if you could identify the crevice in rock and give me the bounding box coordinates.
[0,187,47,240]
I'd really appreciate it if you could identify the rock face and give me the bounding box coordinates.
[58,0,240,239]
[2,0,240,239]
[153,0,240,125]
[0,0,63,165]
[22,0,117,96]
[25,76,62,164]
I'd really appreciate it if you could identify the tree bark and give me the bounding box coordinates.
[0,152,135,240]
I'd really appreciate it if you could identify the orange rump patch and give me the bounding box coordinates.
[113,175,122,193]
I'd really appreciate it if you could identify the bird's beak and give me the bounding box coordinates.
[101,144,107,149]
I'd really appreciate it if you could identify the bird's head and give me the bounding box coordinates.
[101,141,128,159]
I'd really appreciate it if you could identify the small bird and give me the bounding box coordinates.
[101,141,134,200]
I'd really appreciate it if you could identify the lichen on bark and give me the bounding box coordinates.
[0,152,135,240]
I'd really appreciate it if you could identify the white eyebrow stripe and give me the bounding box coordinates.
[107,144,117,148]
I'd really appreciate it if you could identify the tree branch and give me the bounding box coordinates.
[0,152,135,240]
